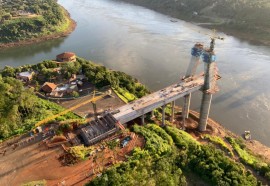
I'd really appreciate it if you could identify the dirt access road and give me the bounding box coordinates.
[0,133,144,186]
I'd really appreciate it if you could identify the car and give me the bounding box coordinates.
[120,136,131,148]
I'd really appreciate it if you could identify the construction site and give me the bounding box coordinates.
[0,37,224,185]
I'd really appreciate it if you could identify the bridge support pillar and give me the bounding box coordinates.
[162,105,166,127]
[183,94,191,119]
[141,114,145,125]
[151,110,155,118]
[171,101,175,123]
[199,93,212,131]
[182,93,191,126]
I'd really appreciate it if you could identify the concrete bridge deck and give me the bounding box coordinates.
[113,74,205,124]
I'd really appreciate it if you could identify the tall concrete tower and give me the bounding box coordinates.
[198,38,219,131]
[182,43,204,127]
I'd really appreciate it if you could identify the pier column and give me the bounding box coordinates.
[182,94,191,120]
[161,105,166,127]
[199,93,212,131]
[151,110,155,118]
[171,101,175,123]
[141,114,145,125]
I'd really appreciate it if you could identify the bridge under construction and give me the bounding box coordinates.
[80,37,221,146]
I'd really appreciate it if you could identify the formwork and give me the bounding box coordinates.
[79,113,119,146]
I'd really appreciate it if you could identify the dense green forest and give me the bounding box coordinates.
[87,124,261,185]
[0,76,80,140]
[1,57,149,98]
[0,58,149,140]
[116,0,270,44]
[0,0,71,43]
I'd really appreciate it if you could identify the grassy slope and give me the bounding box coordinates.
[88,124,260,185]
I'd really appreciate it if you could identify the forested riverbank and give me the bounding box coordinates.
[0,57,149,140]
[115,0,270,45]
[87,123,270,185]
[0,0,76,48]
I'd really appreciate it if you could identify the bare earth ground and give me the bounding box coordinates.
[58,90,125,118]
[0,133,144,186]
[1,107,270,185]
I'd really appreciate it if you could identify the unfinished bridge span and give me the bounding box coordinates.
[80,38,221,146]
[113,74,205,125]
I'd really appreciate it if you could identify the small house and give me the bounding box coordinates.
[56,52,76,63]
[16,71,34,82]
[41,82,57,93]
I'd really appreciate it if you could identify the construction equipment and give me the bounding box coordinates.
[91,89,98,121]
[34,90,109,129]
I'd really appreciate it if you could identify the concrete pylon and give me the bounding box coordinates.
[182,43,203,125]
[198,40,216,131]
[171,101,175,122]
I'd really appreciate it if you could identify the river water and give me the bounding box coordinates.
[0,0,270,146]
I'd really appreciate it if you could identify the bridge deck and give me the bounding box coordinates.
[113,74,205,124]
[79,74,214,146]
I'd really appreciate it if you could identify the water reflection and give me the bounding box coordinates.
[0,37,66,66]
[0,0,269,146]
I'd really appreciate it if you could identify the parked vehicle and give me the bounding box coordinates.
[120,136,131,148]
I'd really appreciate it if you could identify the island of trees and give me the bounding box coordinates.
[116,0,270,45]
[0,0,74,47]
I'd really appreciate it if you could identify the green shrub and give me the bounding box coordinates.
[68,145,94,160]
[133,125,172,156]
[145,124,173,145]
[204,134,234,157]
[227,136,270,180]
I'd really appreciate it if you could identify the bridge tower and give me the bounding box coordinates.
[198,38,219,131]
[182,43,204,127]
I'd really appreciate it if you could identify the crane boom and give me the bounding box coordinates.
[35,93,106,128]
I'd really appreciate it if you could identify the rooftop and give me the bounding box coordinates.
[56,52,76,58]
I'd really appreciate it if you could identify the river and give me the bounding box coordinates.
[0,0,270,146]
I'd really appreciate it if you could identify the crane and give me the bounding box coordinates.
[34,90,109,129]
[91,89,98,121]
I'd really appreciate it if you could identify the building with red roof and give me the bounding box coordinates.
[56,52,76,63]
[41,82,57,93]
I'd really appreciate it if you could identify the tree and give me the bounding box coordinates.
[71,91,79,98]
[2,66,16,77]
[106,139,119,164]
